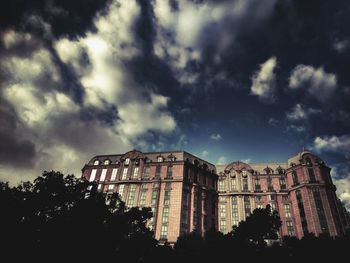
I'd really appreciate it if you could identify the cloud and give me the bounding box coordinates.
[217,156,227,165]
[333,39,349,53]
[289,65,337,101]
[201,150,209,158]
[0,0,177,184]
[268,117,279,126]
[250,57,277,103]
[330,164,350,211]
[313,135,350,155]
[286,103,321,121]
[210,133,222,140]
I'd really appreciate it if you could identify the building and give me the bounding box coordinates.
[81,150,218,243]
[82,149,349,243]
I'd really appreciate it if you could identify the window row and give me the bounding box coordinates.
[218,176,287,192]
[93,155,177,166]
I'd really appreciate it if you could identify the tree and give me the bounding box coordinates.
[230,205,282,246]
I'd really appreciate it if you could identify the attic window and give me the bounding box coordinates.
[104,160,110,165]
[125,158,130,165]
[157,156,163,162]
[93,160,99,165]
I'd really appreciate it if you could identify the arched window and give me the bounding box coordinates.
[305,157,312,166]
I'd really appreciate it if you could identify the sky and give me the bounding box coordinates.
[0,0,349,209]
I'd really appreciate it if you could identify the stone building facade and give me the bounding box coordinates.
[82,150,349,243]
[81,150,218,243]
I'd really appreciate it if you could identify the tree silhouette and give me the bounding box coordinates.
[230,205,282,246]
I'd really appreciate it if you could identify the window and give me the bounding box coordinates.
[268,177,273,191]
[244,196,251,217]
[313,188,329,233]
[121,168,128,180]
[292,170,299,185]
[160,225,168,240]
[132,167,139,179]
[270,202,276,211]
[142,166,150,179]
[254,178,261,191]
[230,178,237,191]
[151,189,158,206]
[280,176,286,189]
[157,156,163,162]
[284,203,291,218]
[296,190,308,233]
[104,159,110,165]
[220,204,226,219]
[100,169,107,181]
[118,184,125,200]
[282,195,289,202]
[308,168,316,182]
[220,220,226,233]
[155,165,161,178]
[164,190,171,206]
[139,190,147,206]
[242,169,247,177]
[231,196,239,226]
[162,207,169,223]
[287,221,295,236]
[111,168,118,181]
[219,180,225,192]
[93,160,99,165]
[257,204,264,209]
[167,166,173,178]
[108,184,114,191]
[242,177,248,191]
[126,184,136,207]
[98,184,102,190]
[124,158,130,165]
[89,169,97,182]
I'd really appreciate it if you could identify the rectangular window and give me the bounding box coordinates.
[160,225,168,240]
[126,184,136,207]
[89,169,97,182]
[296,190,308,233]
[308,168,316,182]
[231,196,239,226]
[292,171,299,185]
[111,168,118,181]
[287,220,295,236]
[132,167,139,179]
[313,189,329,233]
[230,178,237,191]
[151,189,158,206]
[100,169,107,181]
[280,176,286,189]
[98,184,102,190]
[143,166,150,179]
[220,220,226,233]
[155,165,161,178]
[118,184,125,200]
[284,203,291,218]
[108,184,114,191]
[167,166,173,178]
[162,207,169,223]
[219,180,225,192]
[164,190,171,206]
[242,178,248,191]
[139,190,147,206]
[220,204,226,219]
[244,196,251,217]
[268,177,273,191]
[254,178,261,191]
[121,168,128,180]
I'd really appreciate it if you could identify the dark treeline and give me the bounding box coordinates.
[1,171,349,262]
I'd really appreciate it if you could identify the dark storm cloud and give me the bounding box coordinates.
[0,104,37,168]
[0,0,111,38]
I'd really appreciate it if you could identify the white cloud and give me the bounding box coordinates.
[333,39,349,53]
[289,65,337,101]
[313,135,350,154]
[268,117,279,126]
[250,57,277,103]
[217,156,227,165]
[286,103,321,121]
[330,165,350,211]
[210,133,222,140]
[286,124,306,133]
[0,0,177,184]
[201,150,209,158]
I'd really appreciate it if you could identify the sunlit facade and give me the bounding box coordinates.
[82,150,349,242]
